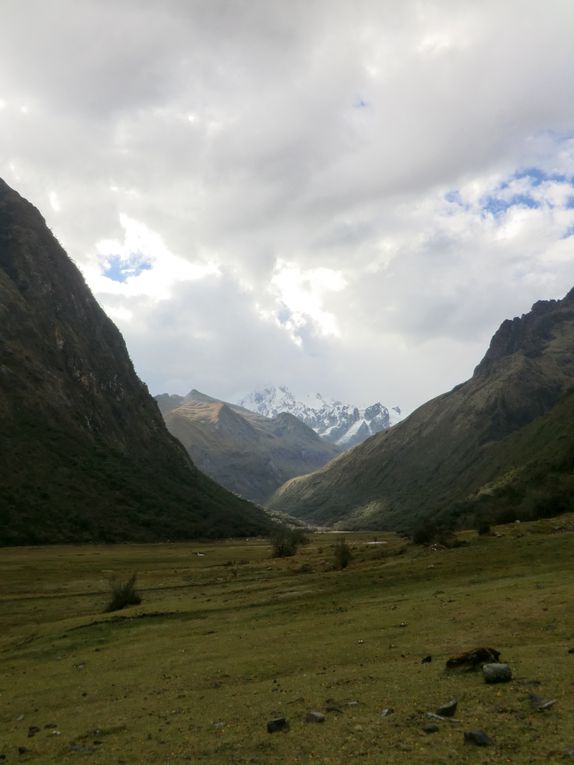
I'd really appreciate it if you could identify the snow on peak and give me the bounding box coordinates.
[238,386,404,449]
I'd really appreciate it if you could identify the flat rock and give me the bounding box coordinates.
[483,663,512,683]
[305,711,325,723]
[464,730,492,747]
[436,699,457,717]
[422,723,439,734]
[267,718,289,734]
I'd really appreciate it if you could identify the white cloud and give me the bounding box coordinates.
[1,0,574,410]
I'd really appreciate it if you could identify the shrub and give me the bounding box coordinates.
[270,528,308,558]
[105,573,142,612]
[410,519,455,546]
[476,519,491,535]
[333,538,352,569]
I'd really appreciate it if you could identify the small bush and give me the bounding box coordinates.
[270,528,308,558]
[105,573,142,612]
[476,519,491,535]
[333,538,352,569]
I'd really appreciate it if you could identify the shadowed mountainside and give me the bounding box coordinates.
[268,289,574,531]
[156,389,340,504]
[0,179,273,545]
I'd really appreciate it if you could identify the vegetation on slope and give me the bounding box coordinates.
[157,390,340,504]
[268,290,574,531]
[0,179,274,544]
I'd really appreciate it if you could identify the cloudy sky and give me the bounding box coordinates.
[2,0,574,411]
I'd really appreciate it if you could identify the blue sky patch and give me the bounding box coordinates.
[445,190,463,205]
[481,193,541,217]
[500,166,570,189]
[562,224,574,239]
[103,253,153,283]
[353,97,369,109]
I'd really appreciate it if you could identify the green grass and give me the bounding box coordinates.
[1,519,574,763]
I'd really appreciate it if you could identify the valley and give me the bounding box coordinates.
[1,516,573,763]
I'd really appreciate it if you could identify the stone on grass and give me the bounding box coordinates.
[446,647,500,670]
[421,655,432,663]
[305,711,325,723]
[483,663,512,683]
[267,718,289,734]
[464,730,492,747]
[436,699,457,717]
[422,723,439,734]
[381,708,394,717]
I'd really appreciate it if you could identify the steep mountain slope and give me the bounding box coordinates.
[156,390,340,504]
[0,179,273,545]
[239,386,403,448]
[268,290,574,530]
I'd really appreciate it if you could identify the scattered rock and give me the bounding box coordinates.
[381,708,394,717]
[267,718,289,734]
[483,663,512,683]
[568,648,574,654]
[447,647,501,670]
[464,730,492,747]
[422,723,439,734]
[18,747,29,755]
[305,711,325,723]
[325,700,343,713]
[421,655,432,663]
[564,747,574,757]
[68,742,97,753]
[436,699,457,717]
[347,700,360,707]
[44,723,58,729]
[399,622,408,628]
[515,677,541,686]
[27,726,40,738]
[528,695,556,712]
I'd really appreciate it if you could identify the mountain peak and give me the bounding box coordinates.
[474,288,574,377]
[238,387,403,448]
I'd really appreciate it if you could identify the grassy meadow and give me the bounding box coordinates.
[1,518,574,764]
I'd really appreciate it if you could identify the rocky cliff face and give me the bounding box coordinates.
[156,389,340,504]
[0,179,273,544]
[268,289,574,531]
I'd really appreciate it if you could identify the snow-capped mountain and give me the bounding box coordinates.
[238,386,403,449]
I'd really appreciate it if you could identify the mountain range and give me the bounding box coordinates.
[268,290,574,532]
[155,390,340,504]
[239,386,403,448]
[0,179,273,545]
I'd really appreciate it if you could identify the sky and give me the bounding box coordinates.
[2,0,574,412]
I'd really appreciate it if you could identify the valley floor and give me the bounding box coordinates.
[1,519,574,763]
